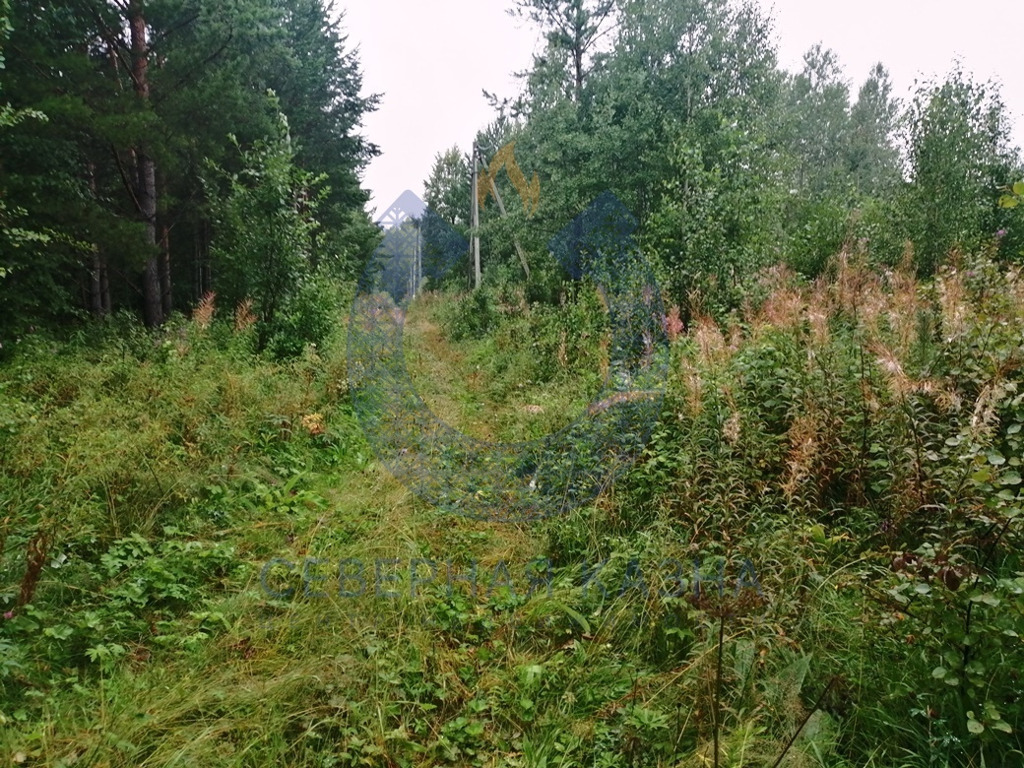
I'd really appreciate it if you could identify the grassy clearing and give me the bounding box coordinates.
[2,253,1023,766]
[403,290,606,443]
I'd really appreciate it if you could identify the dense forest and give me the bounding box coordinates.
[0,0,379,349]
[422,0,1023,310]
[2,0,1024,766]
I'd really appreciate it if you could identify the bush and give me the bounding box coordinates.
[439,288,500,341]
[204,97,327,355]
[265,273,345,359]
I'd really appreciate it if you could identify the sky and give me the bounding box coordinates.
[339,0,1024,219]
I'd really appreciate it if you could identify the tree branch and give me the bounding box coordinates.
[111,145,143,216]
[152,31,234,107]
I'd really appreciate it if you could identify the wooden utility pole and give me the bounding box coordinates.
[414,220,421,298]
[471,142,481,290]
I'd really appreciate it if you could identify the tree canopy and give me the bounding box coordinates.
[0,0,378,337]
[425,0,1022,310]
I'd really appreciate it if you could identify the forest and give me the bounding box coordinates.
[1,0,1023,766]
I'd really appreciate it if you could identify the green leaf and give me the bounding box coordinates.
[965,660,986,675]
[43,624,74,640]
[967,718,985,735]
[533,600,591,634]
[999,472,1021,486]
[1013,181,1024,196]
[931,666,947,679]
[972,468,994,484]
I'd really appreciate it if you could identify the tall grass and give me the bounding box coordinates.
[2,251,1022,766]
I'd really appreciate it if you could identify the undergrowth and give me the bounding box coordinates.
[1,252,1022,767]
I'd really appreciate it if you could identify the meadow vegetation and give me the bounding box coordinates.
[2,248,1022,767]
[3,0,1024,764]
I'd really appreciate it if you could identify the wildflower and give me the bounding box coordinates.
[722,411,741,445]
[3,611,13,620]
[663,305,684,342]
[300,413,326,437]
[193,291,216,329]
[234,298,257,332]
[996,229,1007,238]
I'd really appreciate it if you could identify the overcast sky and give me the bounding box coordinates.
[340,0,1024,218]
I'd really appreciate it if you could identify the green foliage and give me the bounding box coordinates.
[424,146,471,230]
[437,280,608,414]
[4,532,237,673]
[439,288,501,341]
[998,181,1024,259]
[264,273,346,359]
[998,180,1024,209]
[4,252,1024,766]
[901,68,1018,273]
[0,0,50,285]
[205,101,330,355]
[0,0,377,334]
[509,0,617,104]
[786,44,854,197]
[0,307,364,699]
[847,63,902,197]
[6,1,1024,765]
[869,257,1024,757]
[465,2,1022,320]
[422,147,472,290]
[647,128,783,312]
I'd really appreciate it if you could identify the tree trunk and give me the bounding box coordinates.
[157,166,172,315]
[160,221,172,316]
[90,248,104,316]
[574,45,584,102]
[193,226,202,301]
[86,162,108,317]
[130,1,163,327]
[193,219,211,300]
[101,256,111,315]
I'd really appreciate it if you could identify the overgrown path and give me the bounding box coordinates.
[400,294,499,442]
[8,262,1020,765]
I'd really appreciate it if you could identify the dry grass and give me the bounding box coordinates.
[193,291,216,330]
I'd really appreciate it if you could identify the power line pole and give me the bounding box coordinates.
[471,142,481,290]
[416,219,422,297]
